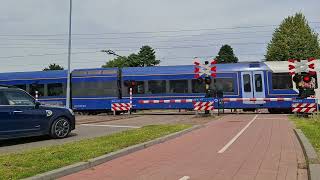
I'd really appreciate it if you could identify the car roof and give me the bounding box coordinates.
[0,85,21,90]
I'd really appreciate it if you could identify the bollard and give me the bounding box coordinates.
[129,87,132,115]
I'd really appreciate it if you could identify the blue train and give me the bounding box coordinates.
[0,61,317,113]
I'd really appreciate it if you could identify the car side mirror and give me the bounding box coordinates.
[35,101,41,109]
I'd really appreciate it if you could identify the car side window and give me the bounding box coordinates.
[0,92,9,105]
[3,90,35,106]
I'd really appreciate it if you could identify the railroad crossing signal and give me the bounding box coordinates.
[193,58,217,79]
[289,58,317,98]
[288,58,316,76]
[124,80,137,88]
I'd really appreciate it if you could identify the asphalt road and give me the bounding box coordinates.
[0,125,131,154]
[0,114,210,154]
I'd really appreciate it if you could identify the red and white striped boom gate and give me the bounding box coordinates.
[111,103,131,112]
[139,98,294,104]
[193,101,214,111]
[222,98,293,102]
[292,103,317,113]
[138,99,194,104]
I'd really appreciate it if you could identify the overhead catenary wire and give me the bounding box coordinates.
[0,34,274,49]
[1,22,318,71]
[0,51,100,59]
[0,42,268,59]
[1,53,265,67]
[0,21,319,37]
[0,26,319,41]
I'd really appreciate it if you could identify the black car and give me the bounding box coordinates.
[0,85,75,140]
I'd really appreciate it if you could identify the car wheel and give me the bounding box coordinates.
[50,117,71,139]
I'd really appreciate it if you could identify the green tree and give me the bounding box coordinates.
[265,13,320,61]
[137,45,160,67]
[101,45,160,68]
[43,63,64,71]
[215,44,238,63]
[102,56,129,68]
[127,53,141,67]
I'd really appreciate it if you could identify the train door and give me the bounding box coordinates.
[241,71,266,104]
[241,72,254,104]
[253,71,266,104]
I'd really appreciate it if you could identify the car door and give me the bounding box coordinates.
[0,92,16,138]
[3,90,47,135]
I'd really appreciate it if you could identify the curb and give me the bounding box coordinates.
[294,129,320,180]
[24,125,203,180]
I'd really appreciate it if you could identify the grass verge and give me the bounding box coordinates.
[290,115,320,156]
[0,124,191,180]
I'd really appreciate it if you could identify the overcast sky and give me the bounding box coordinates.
[0,0,319,72]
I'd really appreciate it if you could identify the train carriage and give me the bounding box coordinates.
[0,68,120,114]
[122,61,318,112]
[0,70,67,107]
[71,68,119,114]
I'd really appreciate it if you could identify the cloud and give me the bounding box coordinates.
[0,0,319,72]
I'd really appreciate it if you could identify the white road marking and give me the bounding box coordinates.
[256,118,286,120]
[218,115,258,154]
[179,176,190,180]
[80,124,140,129]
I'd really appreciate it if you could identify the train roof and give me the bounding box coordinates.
[264,61,319,73]
[0,70,67,81]
[122,62,271,75]
[73,67,118,71]
[72,67,118,77]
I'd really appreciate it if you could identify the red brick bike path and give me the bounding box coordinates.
[60,114,307,180]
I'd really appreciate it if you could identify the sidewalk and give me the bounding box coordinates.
[61,114,307,180]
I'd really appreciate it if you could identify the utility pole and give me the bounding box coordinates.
[66,0,72,109]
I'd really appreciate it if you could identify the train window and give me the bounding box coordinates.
[48,83,64,96]
[243,74,251,92]
[254,74,263,92]
[72,81,118,97]
[14,84,26,91]
[29,84,44,97]
[272,73,293,89]
[131,81,145,94]
[192,79,205,93]
[214,78,235,93]
[148,80,166,94]
[72,71,88,76]
[169,80,188,93]
[102,70,117,74]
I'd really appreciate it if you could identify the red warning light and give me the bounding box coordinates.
[303,76,311,83]
[131,81,137,86]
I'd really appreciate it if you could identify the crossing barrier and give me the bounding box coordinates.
[111,103,131,112]
[193,101,214,111]
[292,103,316,113]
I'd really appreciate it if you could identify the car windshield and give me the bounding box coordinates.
[2,90,35,106]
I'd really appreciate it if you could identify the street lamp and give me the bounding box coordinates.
[66,0,72,109]
[101,49,122,57]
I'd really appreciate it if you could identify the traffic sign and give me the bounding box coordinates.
[193,58,217,78]
[288,58,317,76]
